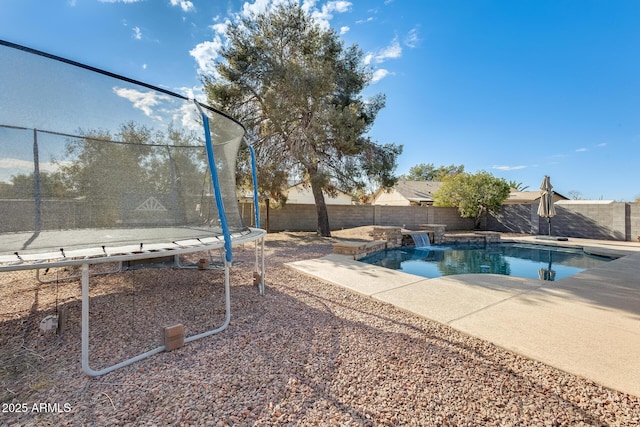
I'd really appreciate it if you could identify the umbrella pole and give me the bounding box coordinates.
[548,218,551,236]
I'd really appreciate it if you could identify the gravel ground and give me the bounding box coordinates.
[1,227,639,426]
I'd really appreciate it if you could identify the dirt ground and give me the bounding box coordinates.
[1,228,638,426]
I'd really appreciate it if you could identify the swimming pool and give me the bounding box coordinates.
[359,243,612,281]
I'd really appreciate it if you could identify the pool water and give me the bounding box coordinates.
[359,243,612,281]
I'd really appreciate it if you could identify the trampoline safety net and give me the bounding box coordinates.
[0,40,266,376]
[0,40,251,260]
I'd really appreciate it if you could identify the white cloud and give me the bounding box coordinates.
[492,165,527,171]
[133,26,142,40]
[339,26,350,35]
[189,39,224,76]
[404,28,420,48]
[328,1,352,13]
[576,147,588,152]
[241,0,285,18]
[98,0,143,3]
[378,39,402,61]
[112,87,172,120]
[0,158,68,177]
[238,0,350,28]
[0,158,36,171]
[175,101,203,132]
[300,0,317,13]
[371,69,390,83]
[170,0,195,12]
[356,17,374,24]
[366,38,402,65]
[175,85,203,100]
[142,63,147,70]
[597,142,607,147]
[311,1,352,30]
[211,21,229,35]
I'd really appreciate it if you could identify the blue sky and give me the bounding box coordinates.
[1,0,639,200]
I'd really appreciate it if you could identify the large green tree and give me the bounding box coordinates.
[406,163,464,181]
[0,171,69,199]
[58,123,206,226]
[434,171,511,229]
[203,2,402,236]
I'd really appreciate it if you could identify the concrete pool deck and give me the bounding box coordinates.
[286,236,640,397]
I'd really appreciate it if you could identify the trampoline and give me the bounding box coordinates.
[0,40,266,375]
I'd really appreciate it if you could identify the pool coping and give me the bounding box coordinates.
[286,236,640,397]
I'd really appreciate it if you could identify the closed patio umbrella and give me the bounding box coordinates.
[537,175,556,236]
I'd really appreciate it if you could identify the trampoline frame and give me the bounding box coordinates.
[0,228,265,376]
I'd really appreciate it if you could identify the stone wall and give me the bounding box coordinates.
[371,226,403,248]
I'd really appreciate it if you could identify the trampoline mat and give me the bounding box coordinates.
[0,226,247,258]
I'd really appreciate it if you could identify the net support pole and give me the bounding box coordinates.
[32,128,41,233]
[248,144,260,229]
[256,235,265,295]
[194,101,233,264]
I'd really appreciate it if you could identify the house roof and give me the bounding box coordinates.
[556,199,614,205]
[287,182,357,202]
[377,181,570,205]
[506,190,569,203]
[288,182,353,196]
[507,191,542,202]
[383,180,443,203]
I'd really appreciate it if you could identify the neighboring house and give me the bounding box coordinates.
[373,180,569,206]
[504,190,569,204]
[285,182,356,205]
[372,180,443,206]
[555,199,614,205]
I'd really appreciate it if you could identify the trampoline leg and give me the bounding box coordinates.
[185,258,231,343]
[254,236,265,295]
[81,256,235,376]
[81,264,90,374]
[260,236,265,295]
[80,263,166,376]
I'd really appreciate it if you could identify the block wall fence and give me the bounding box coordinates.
[2,200,639,241]
[241,202,640,242]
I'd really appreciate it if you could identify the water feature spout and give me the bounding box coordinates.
[410,233,431,248]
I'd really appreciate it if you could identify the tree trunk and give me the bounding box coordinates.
[309,168,331,237]
[474,206,486,230]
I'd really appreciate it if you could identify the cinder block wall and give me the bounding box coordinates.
[242,203,475,232]
[489,202,636,241]
[487,204,536,234]
[630,203,640,241]
[5,199,636,240]
[241,201,640,241]
[0,199,83,232]
[551,203,625,240]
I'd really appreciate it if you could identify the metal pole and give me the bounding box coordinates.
[33,129,42,232]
